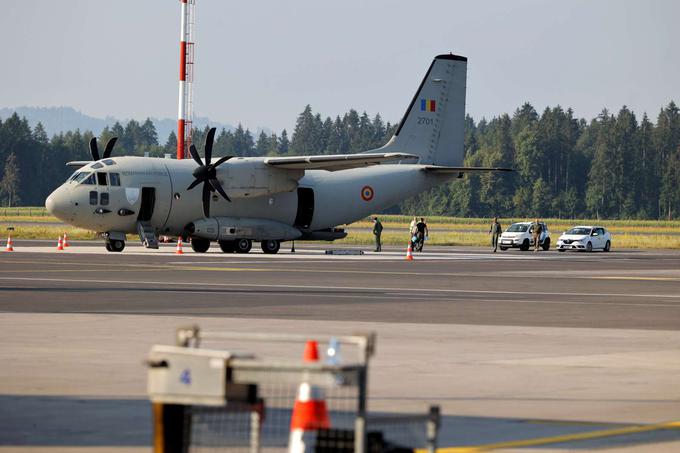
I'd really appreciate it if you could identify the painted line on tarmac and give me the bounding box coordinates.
[419,420,680,452]
[3,276,680,301]
[592,276,680,282]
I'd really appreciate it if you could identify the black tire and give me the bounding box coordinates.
[218,240,235,253]
[604,240,611,252]
[191,238,210,253]
[520,239,530,251]
[261,239,281,254]
[558,248,566,252]
[542,237,551,251]
[499,246,508,251]
[235,238,252,254]
[586,241,593,252]
[109,240,125,252]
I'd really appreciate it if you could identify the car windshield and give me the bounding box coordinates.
[566,227,592,235]
[507,224,529,233]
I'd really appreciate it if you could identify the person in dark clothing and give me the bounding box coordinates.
[372,217,383,252]
[414,218,428,251]
[489,217,502,252]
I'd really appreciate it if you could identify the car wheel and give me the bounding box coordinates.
[499,246,508,251]
[586,241,593,252]
[604,240,611,252]
[235,238,252,254]
[558,248,566,252]
[190,238,210,253]
[218,240,235,253]
[520,239,530,251]
[261,240,281,254]
[542,238,551,251]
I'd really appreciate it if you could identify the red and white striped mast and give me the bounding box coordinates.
[177,0,195,159]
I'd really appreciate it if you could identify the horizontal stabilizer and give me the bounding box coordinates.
[66,161,92,168]
[264,152,417,171]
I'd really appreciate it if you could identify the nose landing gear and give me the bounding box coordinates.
[104,232,126,252]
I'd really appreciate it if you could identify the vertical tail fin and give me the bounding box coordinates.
[381,54,467,166]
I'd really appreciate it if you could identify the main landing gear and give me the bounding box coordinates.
[217,239,281,254]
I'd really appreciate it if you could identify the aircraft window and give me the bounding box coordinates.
[71,172,87,183]
[109,173,120,186]
[102,159,116,166]
[81,173,96,185]
[91,162,104,169]
[89,191,98,205]
[96,172,107,186]
[100,193,109,205]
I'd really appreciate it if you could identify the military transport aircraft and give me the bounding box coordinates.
[45,54,510,253]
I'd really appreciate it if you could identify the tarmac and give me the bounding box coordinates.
[1,241,680,451]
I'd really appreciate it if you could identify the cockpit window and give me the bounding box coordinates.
[96,172,107,186]
[109,173,121,186]
[81,173,96,185]
[91,162,104,169]
[102,159,116,166]
[69,171,83,182]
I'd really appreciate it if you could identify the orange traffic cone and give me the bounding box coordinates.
[5,235,13,252]
[289,341,330,453]
[57,236,64,251]
[303,341,319,363]
[405,243,414,261]
[62,232,70,247]
[175,237,184,254]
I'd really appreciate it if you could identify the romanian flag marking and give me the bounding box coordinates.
[420,99,436,112]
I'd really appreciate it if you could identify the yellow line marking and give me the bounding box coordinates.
[416,420,680,452]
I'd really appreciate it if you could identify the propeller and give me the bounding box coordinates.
[186,127,233,218]
[89,137,118,161]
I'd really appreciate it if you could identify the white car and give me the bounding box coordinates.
[556,226,611,252]
[499,222,551,251]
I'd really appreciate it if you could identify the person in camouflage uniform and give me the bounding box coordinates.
[372,217,383,252]
[531,218,543,252]
[489,217,502,252]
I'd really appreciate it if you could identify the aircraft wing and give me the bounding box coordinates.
[264,152,418,171]
[422,165,514,174]
[66,161,92,168]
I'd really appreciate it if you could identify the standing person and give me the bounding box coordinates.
[531,219,543,252]
[489,217,502,252]
[409,216,418,236]
[372,217,383,252]
[415,217,429,251]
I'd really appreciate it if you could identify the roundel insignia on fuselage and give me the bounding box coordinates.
[361,185,374,201]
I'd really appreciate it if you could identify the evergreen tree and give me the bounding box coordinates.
[0,153,20,207]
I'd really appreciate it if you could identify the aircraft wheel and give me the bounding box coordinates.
[235,238,252,254]
[108,239,125,252]
[218,240,235,253]
[191,238,210,253]
[261,240,281,254]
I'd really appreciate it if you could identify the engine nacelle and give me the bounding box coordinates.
[189,217,302,241]
[217,160,302,199]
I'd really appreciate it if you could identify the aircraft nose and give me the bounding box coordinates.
[45,189,71,221]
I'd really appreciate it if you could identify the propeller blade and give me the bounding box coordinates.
[204,127,216,166]
[202,182,211,218]
[209,178,231,202]
[188,144,204,167]
[102,137,118,159]
[212,155,233,167]
[186,178,202,191]
[89,137,100,161]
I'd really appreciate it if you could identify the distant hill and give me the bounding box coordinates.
[0,106,269,143]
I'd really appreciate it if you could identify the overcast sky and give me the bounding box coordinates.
[1,0,678,133]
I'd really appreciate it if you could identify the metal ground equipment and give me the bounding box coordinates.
[147,327,439,452]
